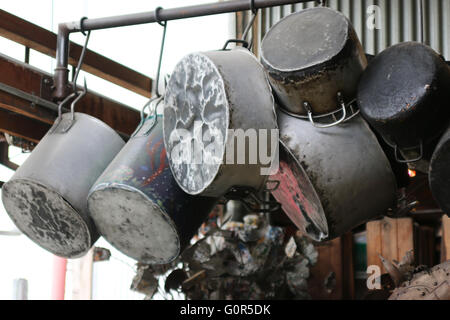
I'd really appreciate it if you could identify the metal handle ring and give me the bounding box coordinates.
[394,141,423,163]
[305,92,347,128]
[143,97,164,136]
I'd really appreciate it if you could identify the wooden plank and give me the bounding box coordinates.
[366,219,382,270]
[0,140,19,170]
[395,217,414,263]
[442,215,450,262]
[341,232,355,299]
[367,217,414,274]
[381,217,399,267]
[0,9,152,97]
[308,238,343,300]
[0,54,140,137]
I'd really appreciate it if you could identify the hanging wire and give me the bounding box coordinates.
[72,22,91,92]
[222,0,258,51]
[154,7,168,98]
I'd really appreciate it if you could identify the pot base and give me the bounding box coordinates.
[88,185,180,264]
[2,179,92,258]
[270,144,328,241]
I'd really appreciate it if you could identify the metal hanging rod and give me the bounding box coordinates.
[53,0,315,100]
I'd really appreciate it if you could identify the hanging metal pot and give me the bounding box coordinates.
[87,99,217,264]
[1,92,125,258]
[358,42,450,165]
[429,125,450,214]
[271,111,397,241]
[260,7,367,127]
[163,47,278,197]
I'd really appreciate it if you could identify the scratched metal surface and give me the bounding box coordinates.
[1,112,125,258]
[164,49,278,197]
[2,179,91,257]
[277,111,397,240]
[261,7,367,116]
[88,116,217,264]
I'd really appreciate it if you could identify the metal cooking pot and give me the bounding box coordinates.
[358,42,450,164]
[261,7,367,126]
[163,48,278,197]
[271,111,397,241]
[429,125,450,214]
[88,99,217,264]
[1,93,125,258]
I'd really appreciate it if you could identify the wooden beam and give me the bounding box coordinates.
[0,54,140,137]
[0,140,19,170]
[308,238,343,299]
[0,108,50,143]
[442,215,450,262]
[0,9,152,98]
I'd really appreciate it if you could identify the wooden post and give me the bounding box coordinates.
[441,215,450,262]
[308,232,354,300]
[366,217,414,273]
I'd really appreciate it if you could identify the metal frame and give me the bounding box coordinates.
[53,0,313,100]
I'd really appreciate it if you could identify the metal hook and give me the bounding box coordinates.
[80,16,88,36]
[57,91,77,120]
[221,0,258,51]
[132,96,162,137]
[69,78,88,122]
[72,30,91,92]
[155,7,168,98]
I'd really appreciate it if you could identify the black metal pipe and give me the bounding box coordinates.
[53,0,313,100]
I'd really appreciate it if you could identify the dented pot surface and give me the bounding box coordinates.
[271,111,397,240]
[261,7,367,116]
[163,48,278,197]
[88,115,217,264]
[1,112,124,258]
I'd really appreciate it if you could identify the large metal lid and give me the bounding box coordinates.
[163,52,229,195]
[88,185,181,264]
[261,7,349,72]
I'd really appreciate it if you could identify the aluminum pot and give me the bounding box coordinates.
[261,7,367,125]
[1,94,125,258]
[88,101,217,264]
[358,42,450,164]
[163,48,278,197]
[429,125,450,214]
[271,111,397,240]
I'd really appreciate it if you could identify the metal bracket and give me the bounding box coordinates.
[222,186,281,213]
[40,75,54,102]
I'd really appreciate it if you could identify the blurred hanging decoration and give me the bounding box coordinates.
[129,205,319,300]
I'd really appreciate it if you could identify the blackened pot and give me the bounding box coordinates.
[358,42,450,163]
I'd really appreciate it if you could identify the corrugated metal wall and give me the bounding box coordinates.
[257,0,450,58]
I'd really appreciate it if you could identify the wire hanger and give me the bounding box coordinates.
[222,0,259,51]
[154,6,168,98]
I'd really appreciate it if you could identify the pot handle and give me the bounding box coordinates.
[305,92,347,128]
[131,96,163,137]
[394,141,423,163]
